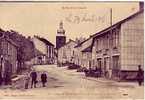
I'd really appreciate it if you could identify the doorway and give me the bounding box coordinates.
[104,57,110,78]
[112,56,120,77]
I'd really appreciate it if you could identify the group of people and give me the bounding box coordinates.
[25,69,47,89]
[23,65,143,89]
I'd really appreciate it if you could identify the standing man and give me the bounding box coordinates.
[41,72,47,87]
[136,65,144,86]
[30,69,37,88]
[0,74,2,85]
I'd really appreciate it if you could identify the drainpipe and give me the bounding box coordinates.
[110,8,113,78]
[0,55,3,85]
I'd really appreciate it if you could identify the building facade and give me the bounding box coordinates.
[71,9,143,80]
[91,10,144,80]
[74,37,93,69]
[0,30,18,84]
[32,36,55,64]
[58,39,77,66]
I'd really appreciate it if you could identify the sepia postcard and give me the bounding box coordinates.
[0,1,144,100]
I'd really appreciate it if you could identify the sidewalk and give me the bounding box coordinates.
[61,66,144,87]
[56,65,144,87]
[85,77,144,87]
[0,69,30,89]
[0,75,27,89]
[66,68,144,99]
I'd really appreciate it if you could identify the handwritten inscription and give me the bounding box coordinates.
[65,13,106,24]
[131,7,136,11]
[62,6,87,10]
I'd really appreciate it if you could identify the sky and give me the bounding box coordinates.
[0,2,140,45]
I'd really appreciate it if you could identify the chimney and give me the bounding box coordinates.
[139,1,144,11]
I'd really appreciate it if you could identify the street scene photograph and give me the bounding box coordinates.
[0,1,144,100]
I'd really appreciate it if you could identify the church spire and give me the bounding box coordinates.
[59,21,63,29]
[56,21,66,49]
[57,21,65,34]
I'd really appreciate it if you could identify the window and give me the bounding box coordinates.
[116,29,120,47]
[112,56,120,77]
[106,34,109,49]
[100,38,103,50]
[97,58,102,69]
[63,50,66,59]
[103,34,109,49]
[98,38,103,50]
[72,50,74,56]
[112,56,120,70]
[112,28,119,48]
[68,46,70,49]
[96,39,99,51]
[103,36,106,49]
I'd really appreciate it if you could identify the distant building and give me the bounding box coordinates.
[0,29,18,84]
[32,36,54,64]
[75,37,86,44]
[74,37,93,69]
[56,21,66,50]
[54,48,58,64]
[58,39,77,66]
[139,1,144,11]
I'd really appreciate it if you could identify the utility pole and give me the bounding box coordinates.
[110,8,113,75]
[110,8,112,26]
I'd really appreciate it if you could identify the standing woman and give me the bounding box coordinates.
[41,72,47,87]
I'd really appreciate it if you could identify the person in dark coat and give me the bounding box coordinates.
[30,69,37,88]
[0,74,2,85]
[136,65,144,86]
[41,72,47,87]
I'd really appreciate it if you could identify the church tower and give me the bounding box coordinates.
[56,21,66,49]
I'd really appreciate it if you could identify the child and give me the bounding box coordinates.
[25,72,30,89]
[41,72,47,87]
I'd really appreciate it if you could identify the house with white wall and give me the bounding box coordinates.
[57,39,77,66]
[32,36,54,65]
[91,9,144,80]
